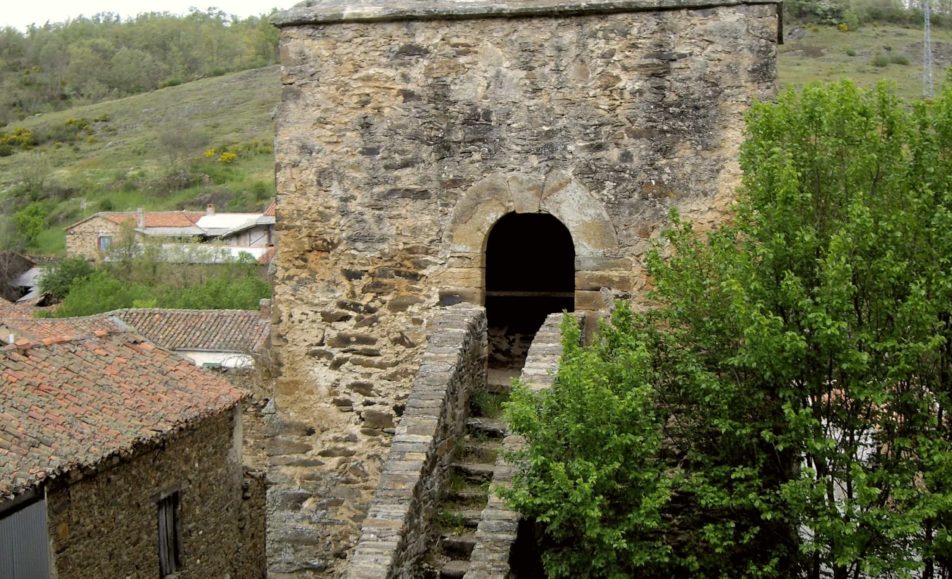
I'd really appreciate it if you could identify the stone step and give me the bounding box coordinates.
[442,507,483,529]
[445,488,488,506]
[441,533,476,558]
[459,439,500,463]
[440,559,470,579]
[453,462,495,484]
[466,417,507,438]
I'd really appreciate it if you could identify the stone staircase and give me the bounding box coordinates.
[422,369,516,578]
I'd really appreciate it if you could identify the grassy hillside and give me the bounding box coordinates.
[0,66,280,253]
[780,22,952,101]
[0,22,949,255]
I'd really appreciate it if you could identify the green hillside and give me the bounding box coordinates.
[0,66,279,253]
[0,22,949,255]
[780,22,952,100]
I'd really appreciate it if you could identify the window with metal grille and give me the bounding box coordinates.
[157,492,182,577]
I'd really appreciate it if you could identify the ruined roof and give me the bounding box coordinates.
[0,329,244,498]
[112,308,270,354]
[274,0,780,26]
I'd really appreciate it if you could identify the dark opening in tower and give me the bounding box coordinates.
[485,212,575,369]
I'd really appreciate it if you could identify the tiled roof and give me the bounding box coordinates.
[101,211,204,228]
[66,211,205,231]
[0,329,244,497]
[257,246,276,265]
[263,200,276,217]
[0,315,120,343]
[113,309,270,353]
[0,299,39,320]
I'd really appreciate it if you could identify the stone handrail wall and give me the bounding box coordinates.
[346,305,487,579]
[465,313,568,578]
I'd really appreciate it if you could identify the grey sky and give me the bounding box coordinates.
[3,1,295,31]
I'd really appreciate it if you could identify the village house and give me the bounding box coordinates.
[64,200,276,264]
[0,300,274,472]
[0,326,265,578]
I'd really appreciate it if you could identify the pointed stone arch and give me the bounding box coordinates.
[439,171,627,312]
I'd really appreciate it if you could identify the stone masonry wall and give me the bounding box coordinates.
[271,4,778,575]
[347,305,486,578]
[466,313,567,578]
[46,407,252,578]
[64,216,122,261]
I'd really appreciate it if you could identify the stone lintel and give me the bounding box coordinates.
[274,0,781,27]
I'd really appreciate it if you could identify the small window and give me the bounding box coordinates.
[97,234,112,251]
[157,492,182,577]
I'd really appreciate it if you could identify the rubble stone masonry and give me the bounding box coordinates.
[347,305,486,578]
[45,408,256,578]
[270,0,779,574]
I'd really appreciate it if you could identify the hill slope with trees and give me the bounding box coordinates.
[0,7,950,256]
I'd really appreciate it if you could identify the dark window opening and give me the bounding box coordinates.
[485,212,574,369]
[158,492,182,577]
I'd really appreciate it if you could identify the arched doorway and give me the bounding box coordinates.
[485,212,575,369]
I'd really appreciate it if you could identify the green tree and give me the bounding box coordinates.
[53,269,150,317]
[504,81,952,578]
[39,256,95,300]
[12,202,47,246]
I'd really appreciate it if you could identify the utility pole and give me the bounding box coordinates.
[924,0,934,98]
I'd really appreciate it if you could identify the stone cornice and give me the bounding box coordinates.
[273,0,781,27]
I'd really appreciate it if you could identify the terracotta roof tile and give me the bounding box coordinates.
[257,246,277,265]
[113,309,270,354]
[0,314,120,343]
[99,211,204,228]
[0,328,244,498]
[263,200,276,217]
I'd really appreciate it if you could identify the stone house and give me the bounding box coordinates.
[64,210,204,260]
[0,326,263,578]
[64,201,277,263]
[268,0,780,574]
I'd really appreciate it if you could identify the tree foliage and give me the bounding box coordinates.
[39,256,95,300]
[0,9,279,124]
[785,0,952,28]
[503,81,952,578]
[46,243,270,317]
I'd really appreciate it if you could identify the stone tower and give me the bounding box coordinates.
[268,0,780,575]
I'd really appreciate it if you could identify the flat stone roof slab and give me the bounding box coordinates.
[274,0,781,26]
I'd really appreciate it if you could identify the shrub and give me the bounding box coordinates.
[167,275,270,310]
[53,270,151,317]
[39,257,95,300]
[12,202,48,246]
[217,151,237,164]
[891,53,910,65]
[872,52,890,67]
[846,48,857,56]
